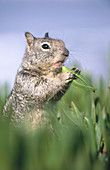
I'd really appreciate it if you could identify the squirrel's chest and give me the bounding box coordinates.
[14,75,60,107]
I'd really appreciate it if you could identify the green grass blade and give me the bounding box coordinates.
[62,66,97,91]
[71,80,97,91]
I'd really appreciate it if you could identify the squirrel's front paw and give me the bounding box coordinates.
[72,67,81,74]
[59,72,74,84]
[72,67,81,80]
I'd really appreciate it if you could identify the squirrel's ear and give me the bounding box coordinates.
[44,32,49,38]
[25,32,35,46]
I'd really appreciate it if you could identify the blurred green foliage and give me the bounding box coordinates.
[0,74,110,170]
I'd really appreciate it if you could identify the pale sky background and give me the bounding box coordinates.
[0,0,110,88]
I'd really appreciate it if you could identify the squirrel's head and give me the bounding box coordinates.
[23,32,69,74]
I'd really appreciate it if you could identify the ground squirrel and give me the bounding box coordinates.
[3,32,75,127]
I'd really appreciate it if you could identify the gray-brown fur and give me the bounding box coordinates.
[3,32,74,127]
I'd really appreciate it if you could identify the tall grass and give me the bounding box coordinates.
[0,74,110,170]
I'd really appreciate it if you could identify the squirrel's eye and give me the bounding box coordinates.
[42,44,50,49]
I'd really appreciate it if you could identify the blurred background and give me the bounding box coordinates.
[0,0,110,88]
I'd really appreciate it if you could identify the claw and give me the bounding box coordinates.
[73,74,78,80]
[72,67,81,74]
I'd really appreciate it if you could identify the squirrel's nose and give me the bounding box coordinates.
[63,48,69,57]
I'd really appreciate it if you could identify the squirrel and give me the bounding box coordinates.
[3,32,77,128]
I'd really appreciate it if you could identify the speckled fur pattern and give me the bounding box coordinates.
[3,32,74,128]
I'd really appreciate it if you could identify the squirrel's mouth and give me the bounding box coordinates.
[55,61,64,67]
[55,58,67,67]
